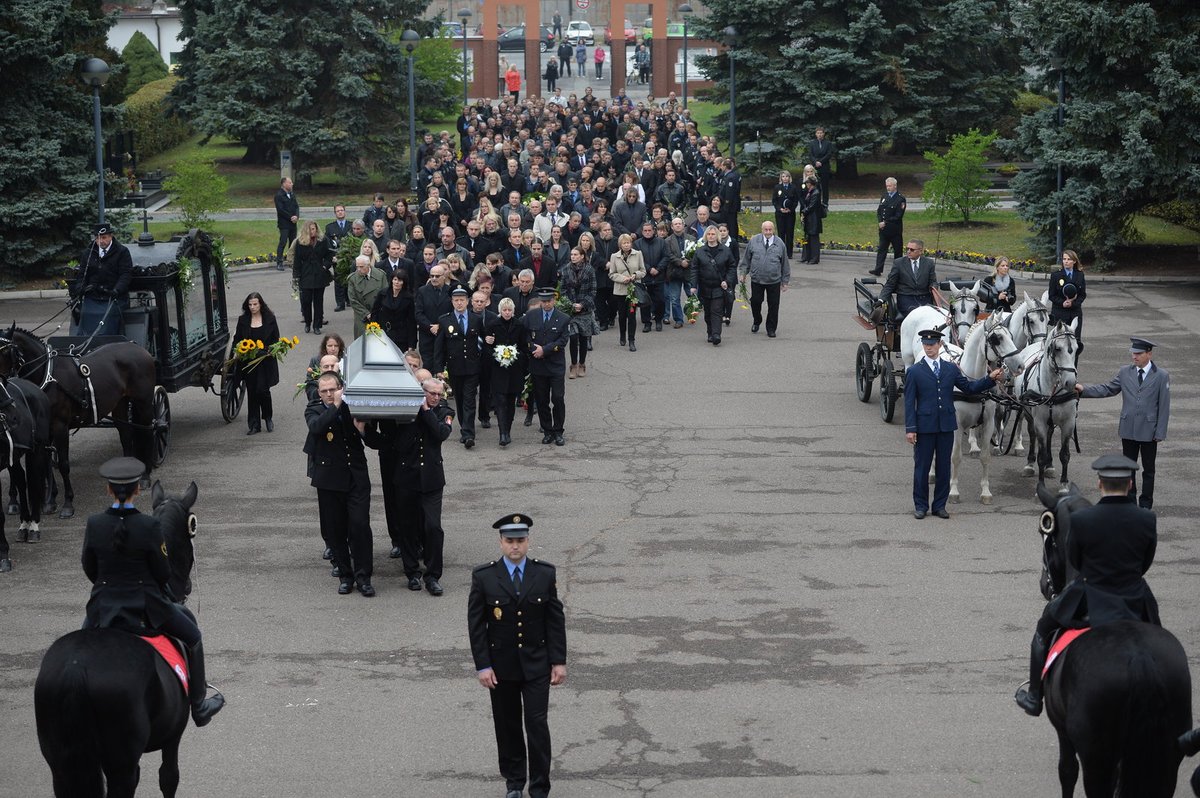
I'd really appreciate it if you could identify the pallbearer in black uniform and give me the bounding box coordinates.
[303,372,374,596]
[903,330,1000,519]
[434,285,483,449]
[521,288,570,446]
[81,457,224,726]
[468,514,567,798]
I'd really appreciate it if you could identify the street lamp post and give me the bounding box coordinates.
[403,29,421,192]
[679,4,693,110]
[458,8,472,106]
[1050,55,1066,265]
[724,26,738,158]
[81,58,111,224]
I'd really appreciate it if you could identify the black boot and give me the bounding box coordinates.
[1014,632,1048,716]
[187,640,225,727]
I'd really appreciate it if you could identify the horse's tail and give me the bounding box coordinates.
[1179,728,1200,796]
[34,644,105,798]
[1118,645,1177,796]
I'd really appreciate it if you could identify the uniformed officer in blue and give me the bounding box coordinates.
[521,287,570,445]
[468,513,567,798]
[904,329,1002,519]
[1075,336,1170,509]
[81,457,224,726]
[434,285,483,449]
[1014,454,1160,716]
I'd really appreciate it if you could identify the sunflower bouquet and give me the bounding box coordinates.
[494,344,519,368]
[228,335,302,373]
[364,321,384,338]
[683,293,701,324]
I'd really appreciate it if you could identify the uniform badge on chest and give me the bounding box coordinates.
[494,607,503,620]
[326,431,334,441]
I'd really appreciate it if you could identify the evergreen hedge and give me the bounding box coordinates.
[126,76,190,161]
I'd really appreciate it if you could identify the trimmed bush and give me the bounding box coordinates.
[121,30,169,96]
[125,76,190,161]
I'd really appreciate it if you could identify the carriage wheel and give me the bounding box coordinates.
[220,362,245,423]
[152,386,171,467]
[855,343,874,402]
[879,368,898,423]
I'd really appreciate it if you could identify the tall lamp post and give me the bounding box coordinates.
[1050,55,1066,265]
[403,29,421,192]
[458,8,472,106]
[723,26,738,158]
[81,58,111,224]
[679,4,693,110]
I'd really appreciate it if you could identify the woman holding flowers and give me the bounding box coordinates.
[483,297,526,447]
[560,246,598,377]
[232,292,280,435]
[607,233,646,352]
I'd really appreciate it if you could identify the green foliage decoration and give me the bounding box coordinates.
[923,129,1000,224]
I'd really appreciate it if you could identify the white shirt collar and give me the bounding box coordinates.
[925,356,941,371]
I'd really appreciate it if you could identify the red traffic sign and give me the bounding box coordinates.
[576,0,590,8]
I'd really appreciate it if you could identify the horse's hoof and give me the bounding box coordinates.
[26,525,40,543]
[5,503,17,515]
[0,558,11,573]
[42,502,57,515]
[1021,465,1035,477]
[950,494,961,504]
[991,447,1002,457]
[15,528,27,543]
[1057,484,1070,495]
[58,506,74,519]
[981,495,993,505]
[1045,467,1057,478]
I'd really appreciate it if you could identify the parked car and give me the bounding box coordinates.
[603,18,636,44]
[439,22,465,38]
[497,24,555,53]
[565,21,595,45]
[641,18,687,40]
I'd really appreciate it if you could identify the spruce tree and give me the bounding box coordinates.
[121,30,169,97]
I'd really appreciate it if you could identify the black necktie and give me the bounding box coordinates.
[512,566,522,594]
[1138,368,1145,385]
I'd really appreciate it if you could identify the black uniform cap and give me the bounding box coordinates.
[93,222,113,236]
[493,513,533,538]
[1091,453,1139,479]
[451,286,469,297]
[1129,336,1156,353]
[99,456,144,486]
[536,287,556,300]
[918,329,943,343]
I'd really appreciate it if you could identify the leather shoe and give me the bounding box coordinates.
[265,419,274,432]
[542,433,554,444]
[304,324,311,334]
[480,419,491,428]
[934,508,951,519]
[192,693,225,727]
[337,578,354,595]
[499,433,511,446]
[869,269,883,276]
[330,565,341,577]
[407,576,423,591]
[425,578,444,596]
[389,546,402,559]
[334,305,346,312]
[723,317,731,326]
[628,340,636,352]
[246,426,260,435]
[1014,686,1042,716]
[554,435,565,446]
[506,791,522,798]
[523,415,533,427]
[913,510,926,519]
[642,323,651,333]
[712,337,720,346]
[672,321,683,329]
[751,323,760,333]
[655,320,663,331]
[464,438,475,449]
[322,546,333,560]
[767,331,777,338]
[357,581,376,597]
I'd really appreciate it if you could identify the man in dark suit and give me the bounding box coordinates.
[361,378,455,596]
[1076,337,1170,508]
[303,373,374,596]
[72,221,134,335]
[903,330,1000,519]
[521,288,569,445]
[878,239,937,319]
[870,177,905,275]
[1014,454,1160,716]
[434,286,483,448]
[472,290,499,432]
[274,177,299,272]
[806,127,836,206]
[1048,248,1086,343]
[503,269,538,319]
[415,266,452,367]
[468,513,567,798]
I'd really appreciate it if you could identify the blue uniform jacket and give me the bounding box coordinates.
[903,360,995,434]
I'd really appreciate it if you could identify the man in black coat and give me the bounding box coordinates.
[1014,454,1160,717]
[468,513,567,798]
[521,288,570,445]
[73,221,134,335]
[871,177,905,275]
[274,177,299,271]
[303,374,374,597]
[416,265,452,367]
[634,221,668,332]
[472,290,499,433]
[503,269,538,319]
[806,127,836,205]
[362,378,455,596]
[434,287,484,448]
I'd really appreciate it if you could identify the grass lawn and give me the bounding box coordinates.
[147,220,280,261]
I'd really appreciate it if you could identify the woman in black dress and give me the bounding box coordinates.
[370,271,416,351]
[798,177,823,264]
[232,292,281,435]
[482,297,527,447]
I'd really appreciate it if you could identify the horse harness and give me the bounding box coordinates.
[0,334,103,427]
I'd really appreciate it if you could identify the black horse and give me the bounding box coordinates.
[0,375,50,572]
[0,325,158,518]
[1034,481,1193,796]
[34,480,199,798]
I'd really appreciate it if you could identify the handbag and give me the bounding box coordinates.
[631,280,651,305]
[321,266,333,287]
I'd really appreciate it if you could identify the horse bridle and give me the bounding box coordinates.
[1022,305,1050,343]
[948,293,980,345]
[1045,328,1077,379]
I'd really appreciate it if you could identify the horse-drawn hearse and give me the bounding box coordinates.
[0,229,241,528]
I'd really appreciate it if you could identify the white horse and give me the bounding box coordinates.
[1016,320,1080,491]
[899,282,983,367]
[948,317,1026,504]
[992,293,1053,455]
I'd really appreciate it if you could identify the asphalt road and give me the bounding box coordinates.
[2,252,1198,796]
